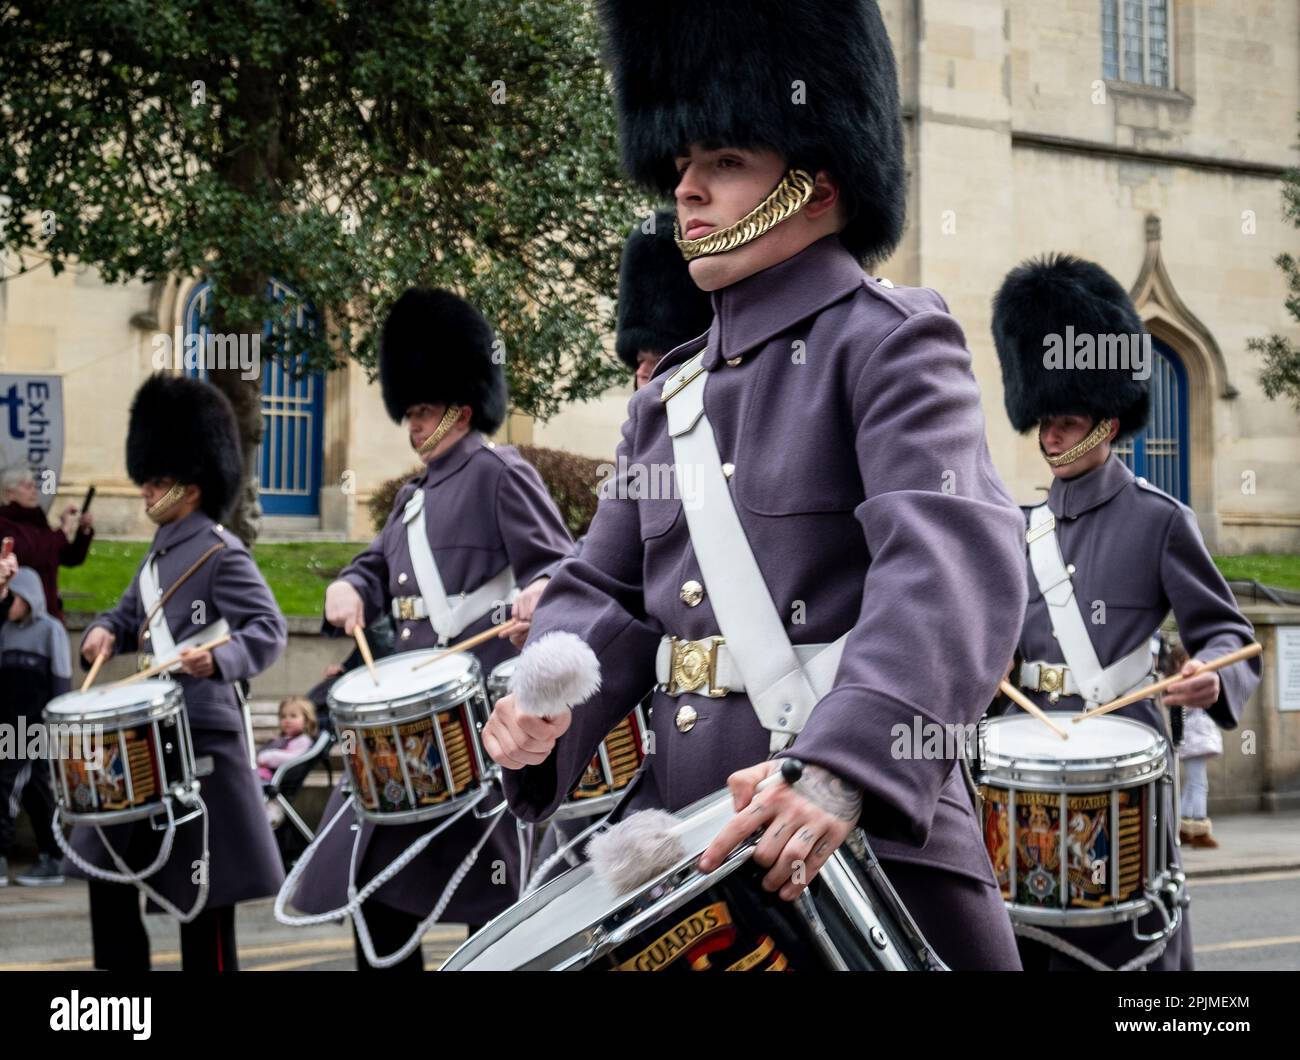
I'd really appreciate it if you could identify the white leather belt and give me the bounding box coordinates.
[390,567,516,640]
[1018,637,1158,708]
[1017,660,1083,697]
[654,635,841,700]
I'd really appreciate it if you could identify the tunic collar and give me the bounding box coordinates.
[1047,454,1134,520]
[152,509,216,555]
[420,431,487,489]
[698,235,866,371]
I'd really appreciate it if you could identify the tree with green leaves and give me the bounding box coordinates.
[0,0,635,541]
[1249,115,1300,411]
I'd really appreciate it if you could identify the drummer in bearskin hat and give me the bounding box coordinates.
[483,0,1030,969]
[73,373,288,971]
[617,208,714,390]
[284,288,572,971]
[991,253,1261,970]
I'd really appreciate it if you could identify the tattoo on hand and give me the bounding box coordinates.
[794,765,863,822]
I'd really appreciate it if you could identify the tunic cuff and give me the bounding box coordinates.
[779,684,962,849]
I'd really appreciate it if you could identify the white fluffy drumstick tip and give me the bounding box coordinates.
[586,810,686,894]
[511,631,601,718]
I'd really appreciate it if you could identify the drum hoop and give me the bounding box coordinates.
[329,651,483,718]
[329,676,484,727]
[347,782,492,826]
[43,681,185,730]
[975,752,1166,791]
[1006,891,1164,928]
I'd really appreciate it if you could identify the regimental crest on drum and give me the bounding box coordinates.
[980,786,1145,910]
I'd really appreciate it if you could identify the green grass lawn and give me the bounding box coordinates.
[1212,554,1300,593]
[56,541,1300,616]
[59,540,370,617]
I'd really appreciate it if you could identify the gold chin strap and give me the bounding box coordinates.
[417,405,463,457]
[674,169,816,261]
[146,484,187,524]
[1044,419,1113,468]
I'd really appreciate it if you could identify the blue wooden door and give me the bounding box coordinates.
[182,279,325,516]
[1114,336,1188,502]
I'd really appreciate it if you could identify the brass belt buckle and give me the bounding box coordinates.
[138,654,154,673]
[1038,665,1065,694]
[395,597,418,621]
[667,636,728,698]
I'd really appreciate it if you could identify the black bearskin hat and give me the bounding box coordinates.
[597,0,905,265]
[378,288,506,433]
[615,209,714,369]
[126,374,244,521]
[992,254,1151,437]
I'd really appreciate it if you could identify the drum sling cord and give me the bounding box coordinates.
[52,794,212,923]
[135,542,227,649]
[273,783,504,965]
[1012,921,1170,972]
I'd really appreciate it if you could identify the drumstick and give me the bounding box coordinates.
[1072,642,1263,724]
[411,620,520,669]
[81,651,108,692]
[112,633,233,686]
[998,680,1069,741]
[353,624,380,685]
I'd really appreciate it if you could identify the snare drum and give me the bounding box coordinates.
[442,789,944,971]
[971,713,1172,928]
[44,680,198,826]
[486,657,647,821]
[331,650,491,824]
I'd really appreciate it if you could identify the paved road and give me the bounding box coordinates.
[1184,869,1300,971]
[2,864,1295,971]
[0,878,469,971]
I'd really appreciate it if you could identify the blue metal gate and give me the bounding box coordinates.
[182,279,325,516]
[1114,336,1188,502]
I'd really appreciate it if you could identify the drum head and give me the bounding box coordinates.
[444,792,738,970]
[985,713,1158,761]
[330,650,482,712]
[45,680,181,725]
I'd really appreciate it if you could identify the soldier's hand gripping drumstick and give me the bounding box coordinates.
[503,575,550,650]
[81,625,117,666]
[324,578,366,636]
[700,758,864,902]
[482,631,595,770]
[482,693,573,770]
